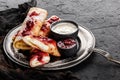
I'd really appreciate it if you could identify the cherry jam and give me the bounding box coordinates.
[22,20,34,36]
[32,36,56,45]
[29,11,39,17]
[47,16,60,24]
[57,38,78,58]
[57,38,76,49]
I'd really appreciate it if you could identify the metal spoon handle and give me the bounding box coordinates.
[93,48,120,64]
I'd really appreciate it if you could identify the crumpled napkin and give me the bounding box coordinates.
[0,0,36,36]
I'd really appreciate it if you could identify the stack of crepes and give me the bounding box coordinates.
[13,7,61,67]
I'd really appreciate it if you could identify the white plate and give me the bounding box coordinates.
[3,25,95,70]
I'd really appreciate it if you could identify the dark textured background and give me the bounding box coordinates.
[0,0,120,80]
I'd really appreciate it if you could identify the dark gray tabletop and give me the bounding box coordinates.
[1,0,120,80]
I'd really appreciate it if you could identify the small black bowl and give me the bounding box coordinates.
[49,20,79,41]
[57,38,78,58]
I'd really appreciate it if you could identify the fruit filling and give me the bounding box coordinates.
[57,38,76,49]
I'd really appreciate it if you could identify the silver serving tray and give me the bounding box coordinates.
[3,25,95,70]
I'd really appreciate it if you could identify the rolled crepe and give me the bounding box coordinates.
[23,35,61,57]
[19,7,48,36]
[39,15,60,36]
[30,49,50,67]
[13,7,48,50]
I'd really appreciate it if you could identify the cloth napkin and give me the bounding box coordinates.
[0,0,80,80]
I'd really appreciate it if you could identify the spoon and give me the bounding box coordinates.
[93,48,120,64]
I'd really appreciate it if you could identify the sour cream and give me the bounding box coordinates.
[51,22,77,34]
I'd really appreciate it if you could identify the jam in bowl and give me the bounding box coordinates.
[49,20,79,41]
[57,38,78,58]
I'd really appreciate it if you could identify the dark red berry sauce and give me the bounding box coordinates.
[47,16,60,24]
[57,38,76,49]
[33,36,56,45]
[22,20,34,36]
[31,49,49,63]
[40,22,50,32]
[29,11,39,17]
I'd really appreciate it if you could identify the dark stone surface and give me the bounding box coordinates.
[1,0,120,80]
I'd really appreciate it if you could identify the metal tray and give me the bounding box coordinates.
[3,25,95,70]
